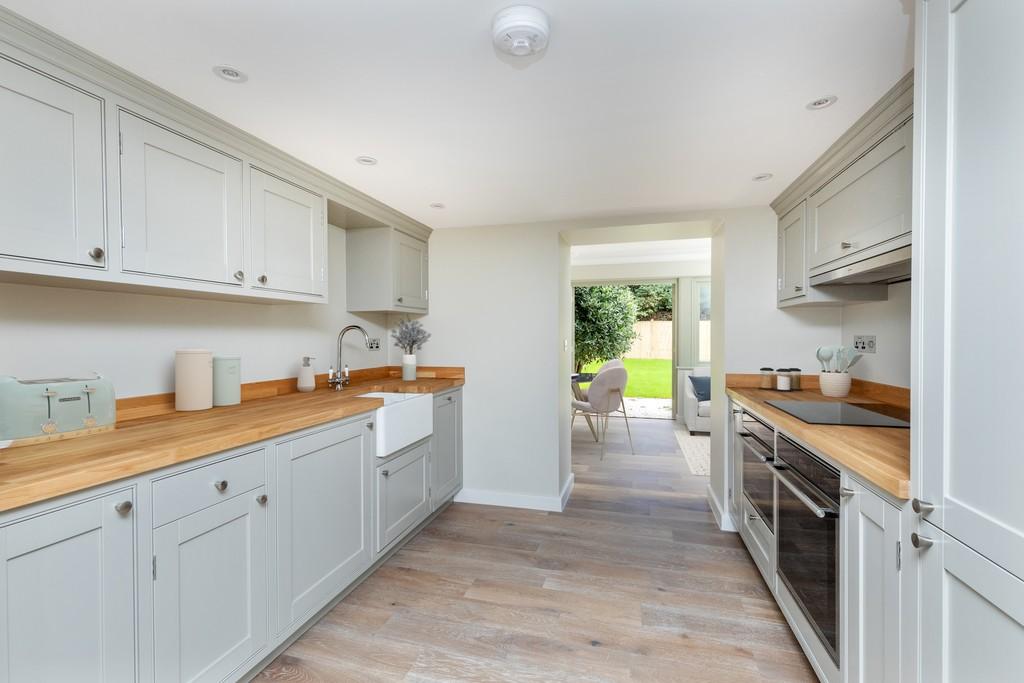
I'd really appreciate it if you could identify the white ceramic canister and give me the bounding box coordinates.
[175,349,213,411]
[819,372,852,398]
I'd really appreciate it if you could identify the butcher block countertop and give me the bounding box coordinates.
[0,374,464,515]
[727,386,910,500]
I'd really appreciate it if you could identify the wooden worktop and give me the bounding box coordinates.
[0,374,464,515]
[727,386,910,499]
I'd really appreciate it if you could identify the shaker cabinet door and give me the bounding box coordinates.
[0,490,136,683]
[778,201,807,302]
[153,490,268,683]
[393,232,428,310]
[273,420,372,634]
[808,121,912,270]
[119,110,243,285]
[843,480,901,683]
[431,390,462,509]
[376,441,430,553]
[0,55,106,268]
[250,167,326,296]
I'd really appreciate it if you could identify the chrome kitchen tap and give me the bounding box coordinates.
[328,325,372,390]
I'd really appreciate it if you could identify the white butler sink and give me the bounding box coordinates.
[360,392,433,457]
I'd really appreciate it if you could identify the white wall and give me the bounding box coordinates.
[0,227,388,396]
[841,281,911,387]
[570,260,710,282]
[413,224,565,509]
[558,236,573,499]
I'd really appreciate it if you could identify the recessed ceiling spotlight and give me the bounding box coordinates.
[752,173,774,182]
[355,155,378,166]
[429,202,445,209]
[213,65,247,83]
[806,95,838,110]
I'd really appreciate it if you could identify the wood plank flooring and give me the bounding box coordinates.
[256,418,815,682]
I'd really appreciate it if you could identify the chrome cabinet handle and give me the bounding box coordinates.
[257,275,268,285]
[840,487,855,499]
[114,500,133,515]
[382,469,390,477]
[912,498,934,514]
[794,285,804,292]
[88,247,105,261]
[747,514,758,522]
[841,241,853,249]
[233,270,244,281]
[256,494,268,505]
[911,532,934,549]
[214,480,228,492]
[366,421,374,430]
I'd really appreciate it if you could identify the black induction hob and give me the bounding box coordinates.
[766,400,910,428]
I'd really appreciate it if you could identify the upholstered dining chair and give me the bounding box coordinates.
[571,365,634,459]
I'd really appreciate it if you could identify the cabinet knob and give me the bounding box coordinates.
[794,285,804,292]
[911,532,934,549]
[912,498,934,514]
[114,500,133,515]
[256,494,268,505]
[447,396,453,402]
[382,469,390,478]
[234,270,244,281]
[258,274,268,285]
[366,421,374,430]
[214,480,229,492]
[747,514,758,522]
[841,241,854,249]
[397,296,404,303]
[88,247,105,261]
[840,487,855,498]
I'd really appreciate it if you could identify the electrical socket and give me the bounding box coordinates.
[368,338,381,350]
[853,335,876,353]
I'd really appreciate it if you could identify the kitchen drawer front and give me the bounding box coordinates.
[741,494,775,590]
[741,410,775,450]
[152,448,266,527]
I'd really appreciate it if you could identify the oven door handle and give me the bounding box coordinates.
[776,468,837,519]
[742,435,774,464]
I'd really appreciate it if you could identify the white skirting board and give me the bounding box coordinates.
[707,482,737,532]
[455,473,575,513]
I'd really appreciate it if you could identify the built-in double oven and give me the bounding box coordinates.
[775,434,842,667]
[739,410,776,530]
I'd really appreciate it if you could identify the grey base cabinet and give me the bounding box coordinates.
[431,389,463,510]
[0,489,136,683]
[843,478,902,683]
[272,419,373,635]
[376,440,431,554]
[152,450,270,683]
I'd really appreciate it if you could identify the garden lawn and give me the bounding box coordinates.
[581,358,673,399]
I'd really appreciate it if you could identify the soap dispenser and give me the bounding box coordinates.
[298,356,316,393]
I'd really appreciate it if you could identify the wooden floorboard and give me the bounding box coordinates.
[256,418,816,682]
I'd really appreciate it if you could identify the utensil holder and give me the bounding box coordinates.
[819,372,852,398]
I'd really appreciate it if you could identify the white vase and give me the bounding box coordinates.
[402,354,417,381]
[819,372,852,398]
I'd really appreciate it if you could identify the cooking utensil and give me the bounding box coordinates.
[818,346,834,373]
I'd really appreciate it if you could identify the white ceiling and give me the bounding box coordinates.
[571,239,710,266]
[3,1,914,229]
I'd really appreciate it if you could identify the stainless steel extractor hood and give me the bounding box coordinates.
[809,245,912,286]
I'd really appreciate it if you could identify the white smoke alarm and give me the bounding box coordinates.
[492,6,550,57]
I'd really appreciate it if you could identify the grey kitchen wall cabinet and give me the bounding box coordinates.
[843,478,902,683]
[431,389,463,510]
[808,120,912,273]
[0,489,136,683]
[119,110,245,287]
[152,453,269,683]
[0,53,106,269]
[777,201,807,303]
[346,226,429,313]
[376,439,430,554]
[272,418,373,635]
[250,167,327,297]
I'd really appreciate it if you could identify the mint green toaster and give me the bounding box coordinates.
[0,374,116,446]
